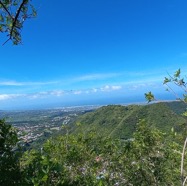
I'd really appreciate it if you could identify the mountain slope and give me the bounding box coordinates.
[70,102,187,139]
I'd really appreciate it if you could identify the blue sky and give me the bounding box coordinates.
[1,0,187,109]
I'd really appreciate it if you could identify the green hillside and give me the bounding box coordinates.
[71,102,187,139]
[165,101,187,114]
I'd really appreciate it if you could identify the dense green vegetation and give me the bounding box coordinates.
[165,101,187,115]
[0,109,86,150]
[1,101,187,185]
[0,120,22,185]
[0,118,184,185]
[1,2,186,185]
[71,102,187,139]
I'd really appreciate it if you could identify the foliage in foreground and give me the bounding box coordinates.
[0,118,184,185]
[0,0,36,45]
[145,68,187,185]
[0,119,22,185]
[20,120,182,186]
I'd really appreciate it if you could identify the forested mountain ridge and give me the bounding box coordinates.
[70,101,187,139]
[1,102,186,185]
[165,101,187,114]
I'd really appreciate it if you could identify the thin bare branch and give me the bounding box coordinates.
[183,176,187,186]
[2,37,11,45]
[165,84,180,99]
[181,137,187,185]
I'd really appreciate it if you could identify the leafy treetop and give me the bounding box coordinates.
[0,0,36,45]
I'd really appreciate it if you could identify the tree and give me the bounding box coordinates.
[145,69,187,186]
[0,119,22,185]
[0,0,36,45]
[20,121,181,186]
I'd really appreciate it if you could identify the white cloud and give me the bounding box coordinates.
[0,94,23,100]
[0,80,59,86]
[0,81,24,86]
[0,94,12,100]
[111,85,122,90]
[29,94,40,99]
[0,83,124,102]
[73,90,82,95]
[92,88,98,93]
[101,85,110,91]
[100,85,122,92]
[50,90,65,96]
[28,90,65,99]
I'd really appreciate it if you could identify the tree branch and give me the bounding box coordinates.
[2,37,11,45]
[10,0,27,39]
[183,176,187,186]
[1,0,28,45]
[181,137,187,185]
[0,1,13,18]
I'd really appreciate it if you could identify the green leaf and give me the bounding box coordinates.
[42,175,48,182]
[0,14,4,22]
[174,68,181,78]
[183,94,187,103]
[182,111,187,117]
[163,77,171,84]
[178,78,185,86]
[30,4,37,17]
[145,91,155,103]
[171,127,174,133]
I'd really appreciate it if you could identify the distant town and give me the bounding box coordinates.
[0,105,100,147]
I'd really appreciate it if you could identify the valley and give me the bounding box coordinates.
[1,101,187,148]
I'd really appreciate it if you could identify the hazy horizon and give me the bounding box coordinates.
[1,0,187,110]
[0,92,178,111]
